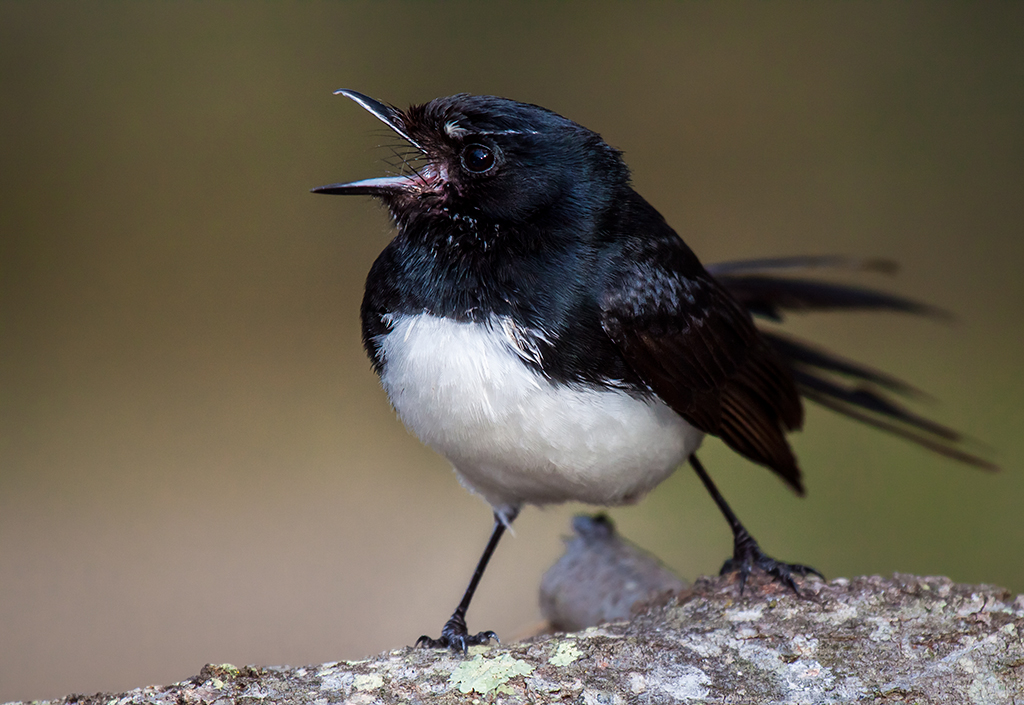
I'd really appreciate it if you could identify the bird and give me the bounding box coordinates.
[313,90,994,653]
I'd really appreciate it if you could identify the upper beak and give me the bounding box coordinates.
[312,89,422,196]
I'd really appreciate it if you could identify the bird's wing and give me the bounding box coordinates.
[599,228,806,493]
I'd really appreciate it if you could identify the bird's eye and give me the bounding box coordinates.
[461,144,495,173]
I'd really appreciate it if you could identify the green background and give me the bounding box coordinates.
[2,2,1022,701]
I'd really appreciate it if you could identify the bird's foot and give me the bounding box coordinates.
[415,612,498,654]
[721,529,823,596]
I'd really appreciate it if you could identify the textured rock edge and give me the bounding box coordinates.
[12,574,1024,705]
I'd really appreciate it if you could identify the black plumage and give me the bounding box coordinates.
[314,91,993,652]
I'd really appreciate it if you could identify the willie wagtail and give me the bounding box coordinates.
[313,91,994,652]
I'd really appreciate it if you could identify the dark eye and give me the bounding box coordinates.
[461,144,495,173]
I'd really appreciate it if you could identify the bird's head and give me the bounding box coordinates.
[314,91,629,235]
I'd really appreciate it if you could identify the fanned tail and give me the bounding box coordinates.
[710,256,996,470]
[709,255,948,321]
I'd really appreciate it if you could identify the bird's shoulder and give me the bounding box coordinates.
[597,191,804,490]
[598,192,759,419]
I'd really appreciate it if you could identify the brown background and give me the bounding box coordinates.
[2,3,1022,701]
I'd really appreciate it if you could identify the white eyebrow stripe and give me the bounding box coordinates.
[443,121,540,138]
[444,120,467,137]
[476,129,540,135]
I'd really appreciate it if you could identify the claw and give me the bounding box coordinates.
[415,614,499,653]
[722,528,823,596]
[416,630,498,653]
[414,512,514,654]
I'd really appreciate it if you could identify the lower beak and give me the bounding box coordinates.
[311,175,415,196]
[313,89,423,197]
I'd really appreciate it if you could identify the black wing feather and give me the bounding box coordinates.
[600,195,805,492]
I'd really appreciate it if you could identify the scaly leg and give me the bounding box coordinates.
[689,454,822,594]
[416,508,519,653]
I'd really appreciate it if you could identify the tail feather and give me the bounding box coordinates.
[791,369,956,442]
[799,381,997,470]
[759,330,925,399]
[715,275,947,321]
[705,255,898,276]
[711,256,996,470]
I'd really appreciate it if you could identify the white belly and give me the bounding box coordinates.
[376,313,704,513]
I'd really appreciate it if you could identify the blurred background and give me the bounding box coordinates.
[2,2,1022,701]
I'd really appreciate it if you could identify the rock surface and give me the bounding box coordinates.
[14,574,1023,705]
[540,513,688,632]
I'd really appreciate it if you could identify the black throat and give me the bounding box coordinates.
[359,184,650,389]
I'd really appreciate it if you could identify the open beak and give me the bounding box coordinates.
[312,89,422,196]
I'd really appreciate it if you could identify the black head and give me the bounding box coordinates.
[314,90,630,233]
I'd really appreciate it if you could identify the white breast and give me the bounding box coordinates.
[376,313,703,514]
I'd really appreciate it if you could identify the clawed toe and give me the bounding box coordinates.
[415,614,499,654]
[723,529,823,596]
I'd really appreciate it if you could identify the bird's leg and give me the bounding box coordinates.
[689,454,822,594]
[416,508,518,653]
